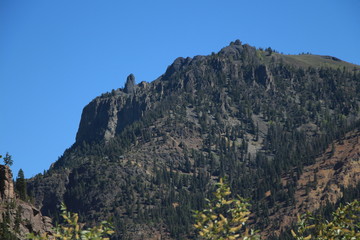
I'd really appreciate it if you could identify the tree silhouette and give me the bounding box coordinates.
[3,152,13,166]
[16,169,27,201]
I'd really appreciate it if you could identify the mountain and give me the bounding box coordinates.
[27,40,360,239]
[0,165,53,239]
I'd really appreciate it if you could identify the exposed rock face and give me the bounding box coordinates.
[124,74,136,94]
[76,97,122,143]
[255,65,275,91]
[76,74,161,143]
[16,201,54,237]
[75,92,150,143]
[0,165,53,239]
[0,165,15,200]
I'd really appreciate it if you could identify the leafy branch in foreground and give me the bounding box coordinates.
[28,203,114,240]
[193,178,259,240]
[292,200,360,240]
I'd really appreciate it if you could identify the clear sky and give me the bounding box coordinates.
[1,0,359,178]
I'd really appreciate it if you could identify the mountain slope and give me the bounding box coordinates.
[28,40,360,239]
[262,128,360,237]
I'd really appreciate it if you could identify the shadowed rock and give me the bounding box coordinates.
[124,73,136,94]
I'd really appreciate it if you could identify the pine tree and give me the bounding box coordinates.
[16,169,27,201]
[3,152,13,166]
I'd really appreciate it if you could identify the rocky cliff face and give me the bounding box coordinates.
[76,74,157,143]
[0,165,53,239]
[0,165,15,201]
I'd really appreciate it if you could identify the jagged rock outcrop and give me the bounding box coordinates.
[124,74,136,94]
[0,165,53,239]
[75,91,150,143]
[76,73,146,143]
[0,165,15,201]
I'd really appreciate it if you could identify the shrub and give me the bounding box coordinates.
[292,200,360,240]
[28,203,114,240]
[193,178,259,240]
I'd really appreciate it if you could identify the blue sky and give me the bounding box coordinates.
[1,0,359,178]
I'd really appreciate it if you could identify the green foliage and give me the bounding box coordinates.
[0,221,18,240]
[3,152,13,166]
[266,47,273,56]
[292,200,360,240]
[193,178,259,240]
[16,168,27,201]
[28,203,114,240]
[14,205,22,233]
